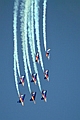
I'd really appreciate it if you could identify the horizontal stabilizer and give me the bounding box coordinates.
[35,60,37,62]
[41,97,44,100]
[17,100,21,103]
[19,81,22,84]
[30,98,32,101]
[31,80,34,82]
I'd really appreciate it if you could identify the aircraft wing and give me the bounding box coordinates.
[32,92,36,100]
[36,52,39,56]
[45,91,47,97]
[17,100,21,103]
[47,49,50,52]
[19,81,22,84]
[46,70,49,74]
[22,75,25,79]
[43,90,47,96]
[22,94,26,101]
[34,74,37,79]
[44,70,49,75]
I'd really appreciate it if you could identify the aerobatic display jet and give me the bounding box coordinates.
[30,92,36,104]
[46,49,50,59]
[35,52,40,63]
[41,90,47,102]
[19,75,25,86]
[17,94,26,106]
[31,73,37,85]
[44,70,49,81]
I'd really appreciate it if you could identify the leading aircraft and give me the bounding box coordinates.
[41,90,47,102]
[19,75,25,86]
[44,70,49,81]
[31,73,37,85]
[35,52,40,63]
[46,49,50,59]
[30,92,36,104]
[17,94,26,106]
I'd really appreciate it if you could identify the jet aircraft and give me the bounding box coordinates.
[17,94,26,106]
[31,73,37,85]
[44,70,49,81]
[46,49,50,59]
[19,75,25,86]
[41,90,47,102]
[35,52,40,63]
[30,92,36,104]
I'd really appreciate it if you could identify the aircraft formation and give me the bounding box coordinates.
[13,0,50,106]
[17,50,50,106]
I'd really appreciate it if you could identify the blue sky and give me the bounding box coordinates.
[0,0,80,120]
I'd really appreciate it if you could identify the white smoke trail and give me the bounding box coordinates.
[14,57,20,96]
[20,0,31,93]
[34,0,44,72]
[30,0,35,54]
[24,0,32,75]
[43,0,47,51]
[28,5,42,92]
[13,0,21,77]
[16,56,20,77]
[13,0,20,96]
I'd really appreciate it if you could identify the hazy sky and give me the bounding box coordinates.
[0,0,80,120]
